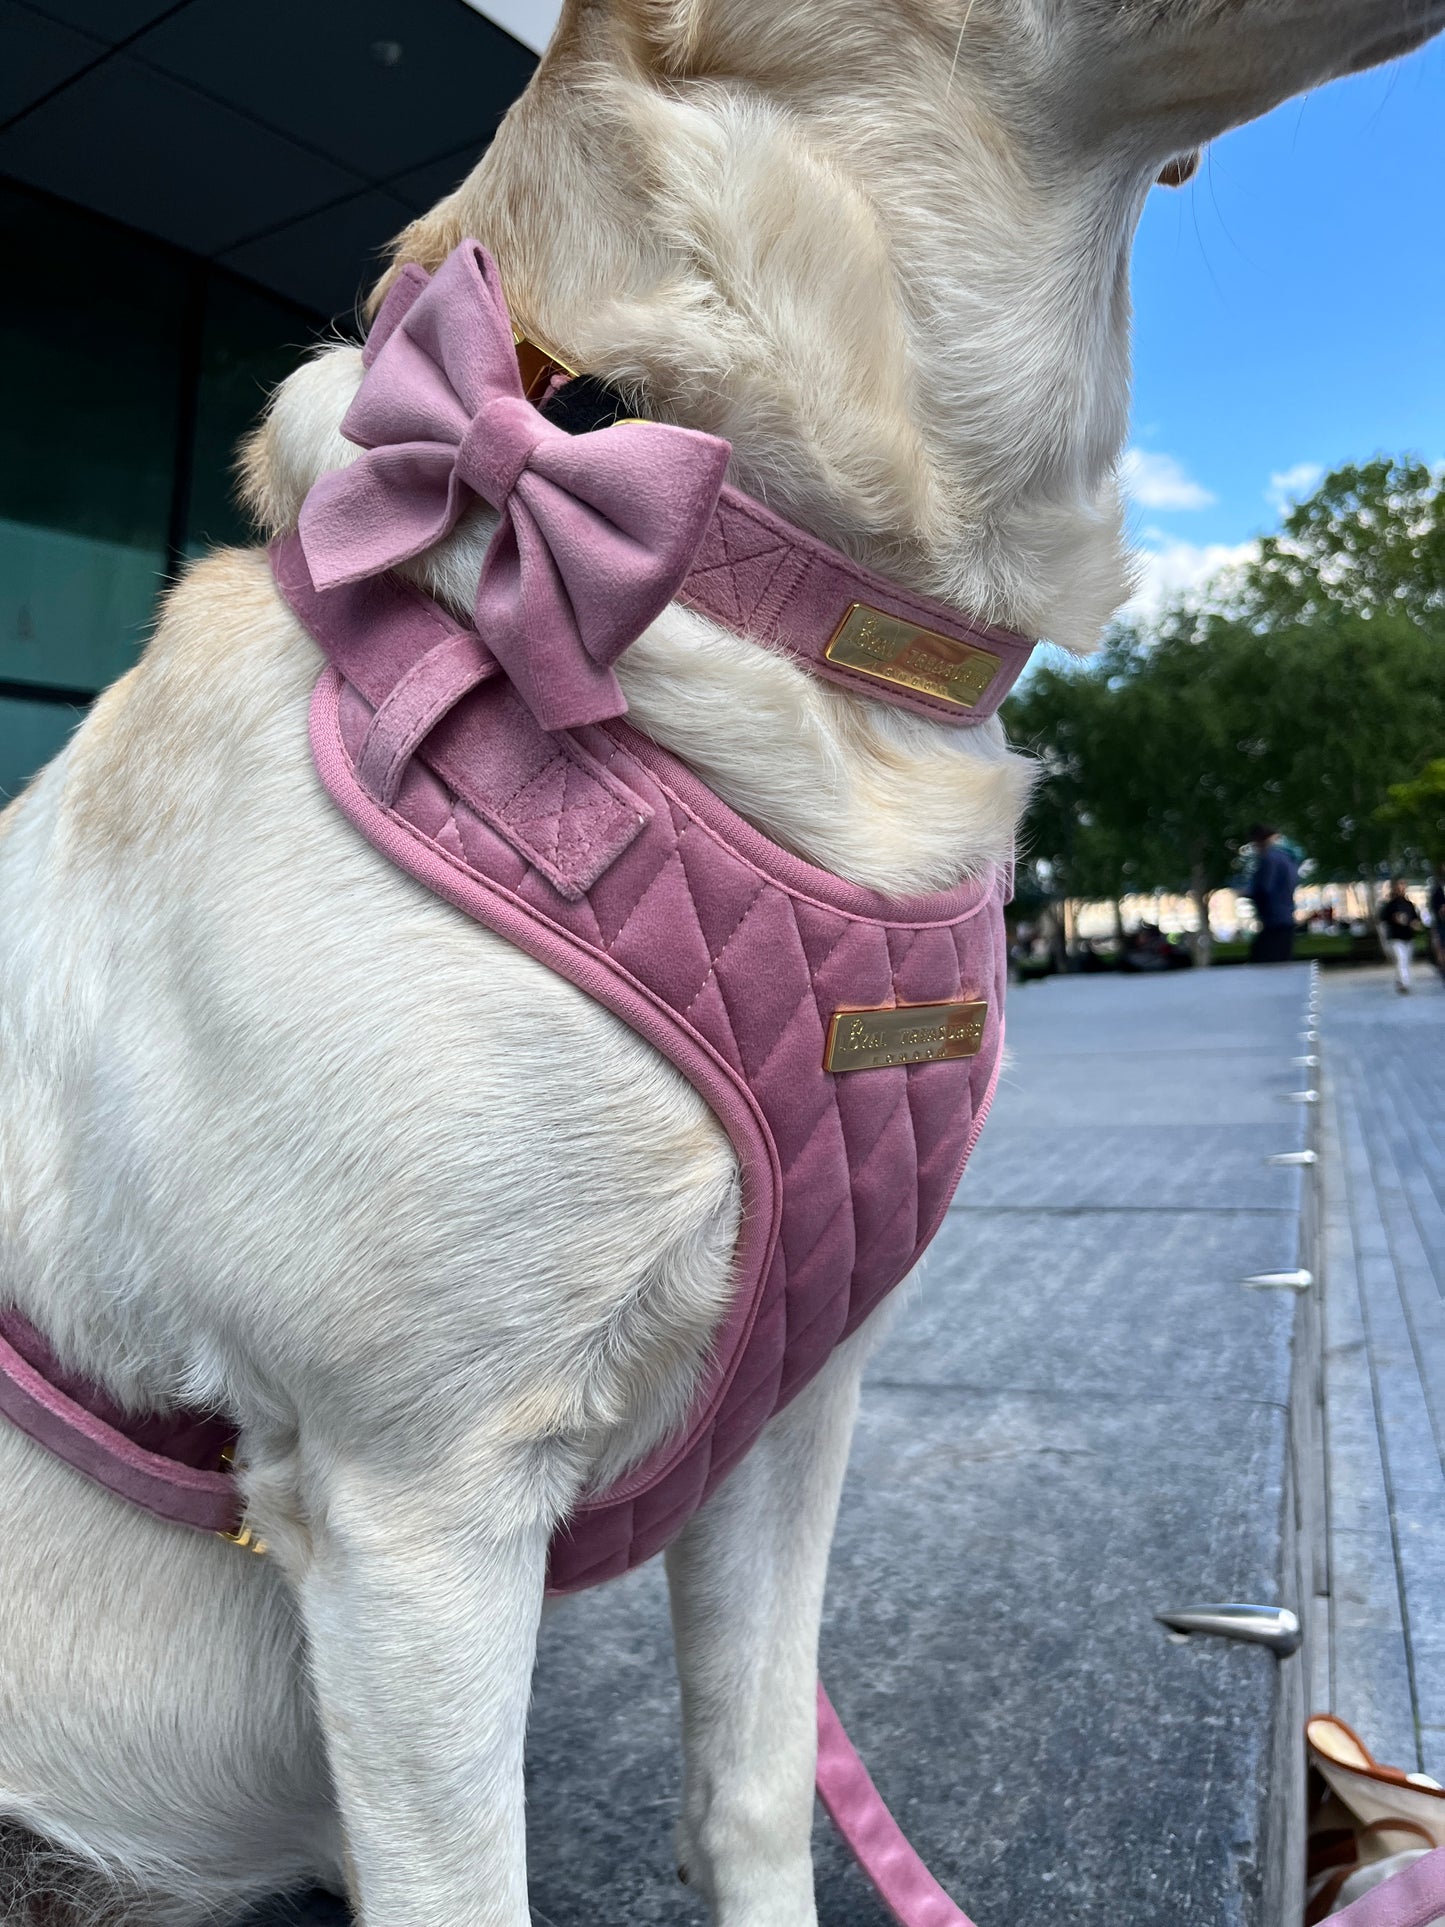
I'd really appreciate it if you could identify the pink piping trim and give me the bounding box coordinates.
[312,670,1002,1521]
[309,669,783,1525]
[816,1684,978,1927]
[0,1325,239,1534]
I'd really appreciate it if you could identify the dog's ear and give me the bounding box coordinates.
[1156,151,1201,188]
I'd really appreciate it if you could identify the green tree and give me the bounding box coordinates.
[1264,615,1445,879]
[1111,620,1274,947]
[1156,605,1445,881]
[1238,457,1445,630]
[1377,758,1445,866]
[1004,457,1445,950]
[1007,626,1251,957]
[1005,643,1154,914]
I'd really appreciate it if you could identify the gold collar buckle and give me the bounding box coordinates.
[514,331,578,403]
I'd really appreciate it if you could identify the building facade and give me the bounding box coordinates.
[1,0,539,798]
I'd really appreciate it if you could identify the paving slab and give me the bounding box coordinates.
[952,1121,1303,1214]
[1318,1080,1416,1769]
[984,1048,1298,1128]
[1317,966,1445,1783]
[811,1388,1290,1927]
[886,1206,1298,1405]
[995,968,1314,1057]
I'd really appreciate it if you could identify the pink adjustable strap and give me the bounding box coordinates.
[1331,1851,1445,1927]
[817,1685,978,1927]
[272,533,650,901]
[0,1314,240,1535]
[357,627,500,807]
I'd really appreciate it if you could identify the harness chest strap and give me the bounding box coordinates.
[271,539,648,903]
[0,1307,241,1535]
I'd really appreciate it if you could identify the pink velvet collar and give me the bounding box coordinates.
[299,241,1038,735]
[676,479,1035,726]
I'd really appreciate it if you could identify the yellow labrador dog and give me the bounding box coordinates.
[1,2,1439,1922]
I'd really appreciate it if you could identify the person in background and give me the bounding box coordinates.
[1377,879,1424,995]
[1246,824,1300,963]
[1430,861,1445,984]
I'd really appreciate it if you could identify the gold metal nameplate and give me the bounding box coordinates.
[824,999,988,1074]
[824,604,1000,711]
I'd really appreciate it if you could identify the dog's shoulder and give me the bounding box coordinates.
[51,545,316,872]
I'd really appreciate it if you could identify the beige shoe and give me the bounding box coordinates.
[1308,1716,1445,1847]
[1306,1716,1445,1918]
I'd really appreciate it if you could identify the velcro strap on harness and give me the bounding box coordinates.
[272,534,650,901]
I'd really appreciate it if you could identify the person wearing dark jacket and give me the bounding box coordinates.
[1378,879,1424,994]
[1246,825,1300,963]
[1430,861,1445,983]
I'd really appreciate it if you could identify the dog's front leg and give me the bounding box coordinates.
[665,1331,870,1927]
[293,1442,579,1927]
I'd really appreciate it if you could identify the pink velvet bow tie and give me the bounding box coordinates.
[297,242,731,733]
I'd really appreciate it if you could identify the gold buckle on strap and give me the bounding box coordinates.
[219,1519,268,1556]
[514,330,577,402]
[217,1443,268,1556]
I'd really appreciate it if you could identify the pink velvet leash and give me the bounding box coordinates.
[819,1697,1445,1927]
[817,1685,978,1927]
[1330,1851,1445,1927]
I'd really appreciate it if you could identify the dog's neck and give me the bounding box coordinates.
[393,5,1137,650]
[251,5,1147,892]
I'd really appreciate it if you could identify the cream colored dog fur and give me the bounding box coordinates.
[1,2,1440,1922]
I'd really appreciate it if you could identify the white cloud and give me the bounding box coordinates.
[1121,448,1216,512]
[1123,533,1258,621]
[1267,462,1324,516]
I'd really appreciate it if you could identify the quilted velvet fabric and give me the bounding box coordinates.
[307,636,1005,1592]
[0,545,1006,1586]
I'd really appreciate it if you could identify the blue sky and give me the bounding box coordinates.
[1124,37,1445,612]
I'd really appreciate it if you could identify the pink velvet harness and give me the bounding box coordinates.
[278,535,1008,1592]
[0,242,1028,1927]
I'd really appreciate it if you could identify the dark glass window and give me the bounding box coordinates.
[0,692,87,805]
[0,178,320,798]
[0,181,187,702]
